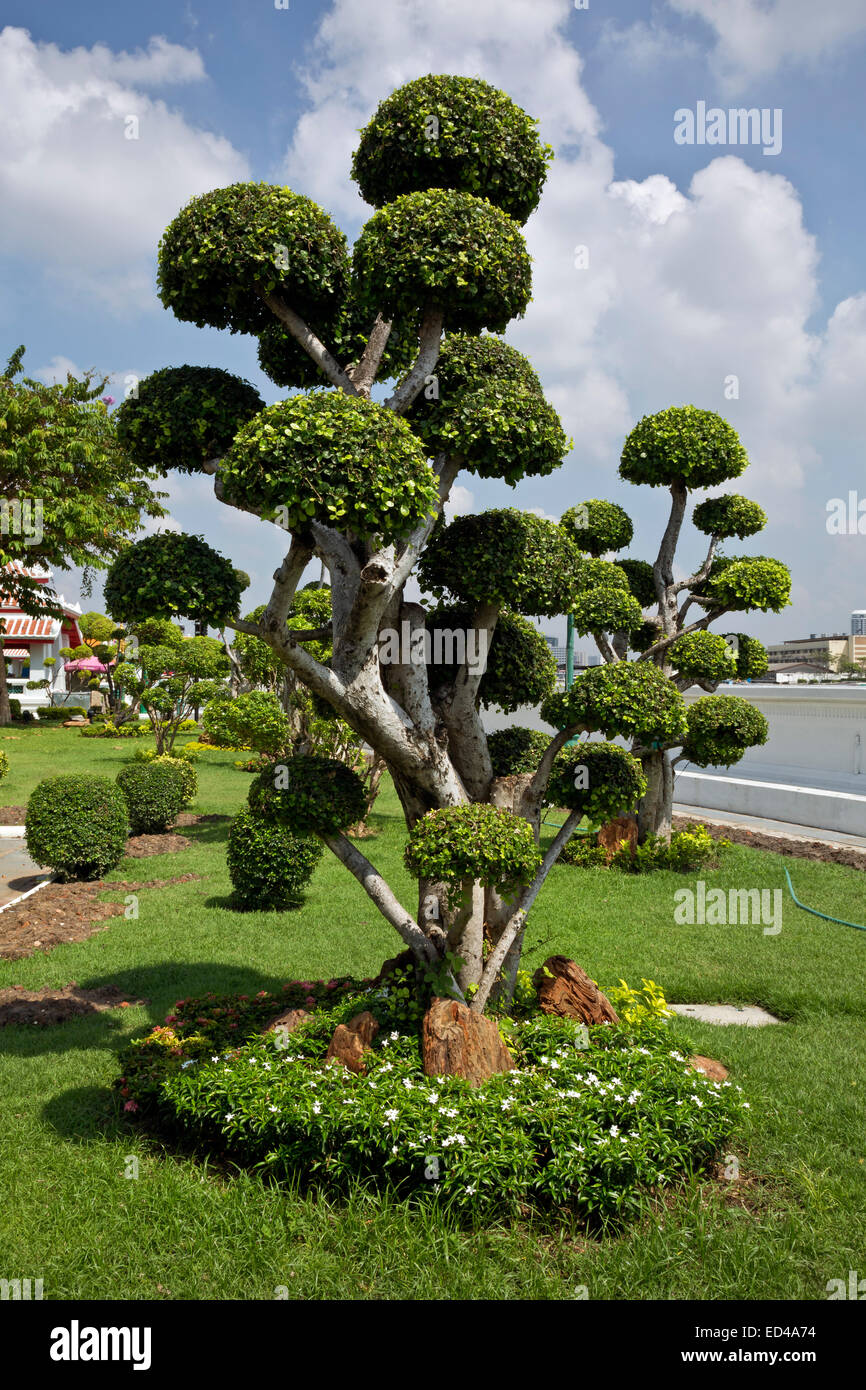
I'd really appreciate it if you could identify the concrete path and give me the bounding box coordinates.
[0,839,51,908]
[674,802,866,850]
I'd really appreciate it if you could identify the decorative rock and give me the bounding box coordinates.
[63,719,88,728]
[421,997,514,1087]
[690,1054,729,1082]
[325,1009,380,1074]
[532,956,619,1025]
[597,816,637,862]
[262,1007,311,1037]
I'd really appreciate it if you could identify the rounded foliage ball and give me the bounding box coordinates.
[222,391,438,542]
[104,532,244,628]
[570,584,643,638]
[695,555,791,614]
[692,494,767,540]
[542,662,688,747]
[151,756,197,807]
[424,605,557,713]
[404,804,542,901]
[25,775,129,880]
[418,509,583,616]
[733,634,769,680]
[351,74,553,224]
[353,190,532,334]
[248,756,367,836]
[683,695,769,767]
[547,742,647,823]
[668,631,737,682]
[116,761,188,835]
[620,406,749,489]
[487,726,550,777]
[561,500,633,557]
[157,182,350,336]
[227,807,323,910]
[613,558,657,610]
[412,380,568,486]
[115,367,263,475]
[0,750,8,781]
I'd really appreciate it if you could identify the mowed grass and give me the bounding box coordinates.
[1,724,865,1300]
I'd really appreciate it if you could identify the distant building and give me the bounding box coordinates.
[853,611,866,637]
[767,630,866,672]
[1,563,85,712]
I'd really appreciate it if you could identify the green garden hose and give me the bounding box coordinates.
[784,866,866,931]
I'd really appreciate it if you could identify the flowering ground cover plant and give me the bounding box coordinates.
[117,980,745,1226]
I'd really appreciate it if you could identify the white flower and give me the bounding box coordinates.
[312,1102,321,1115]
[576,1144,585,1155]
[690,1096,704,1109]
[391,1145,399,1155]
[609,1124,619,1137]
[402,1078,413,1091]
[627,1090,641,1104]
[743,1101,750,1109]
[384,1108,399,1122]
[390,1031,400,1040]
[268,1105,278,1113]
[442,1108,458,1119]
[379,1062,393,1073]
[500,1098,514,1111]
[427,1093,440,1105]
[262,1062,271,1071]
[211,1055,220,1063]
[465,1185,476,1196]
[224,1113,234,1122]
[306,1080,317,1089]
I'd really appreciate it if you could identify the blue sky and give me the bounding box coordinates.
[3,0,865,644]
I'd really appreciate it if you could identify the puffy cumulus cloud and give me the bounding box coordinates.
[666,0,866,88]
[443,483,475,521]
[0,26,248,311]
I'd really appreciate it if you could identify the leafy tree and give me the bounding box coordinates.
[0,349,166,724]
[113,635,228,754]
[104,75,776,1015]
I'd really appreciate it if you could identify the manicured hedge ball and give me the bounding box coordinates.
[25,775,129,880]
[116,761,188,835]
[424,605,557,713]
[547,741,647,822]
[733,634,769,680]
[248,756,367,836]
[115,366,263,475]
[227,807,323,910]
[692,494,767,540]
[542,662,688,747]
[682,695,769,767]
[353,190,532,335]
[561,500,633,558]
[412,381,568,486]
[695,555,791,614]
[620,406,749,489]
[351,74,553,224]
[487,727,550,777]
[613,558,657,609]
[151,756,197,807]
[221,391,439,542]
[104,532,244,628]
[157,182,350,336]
[570,584,643,638]
[404,803,542,900]
[668,631,737,682]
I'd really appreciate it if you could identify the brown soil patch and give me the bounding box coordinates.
[175,813,231,828]
[124,832,191,857]
[0,874,200,960]
[0,982,147,1027]
[674,813,866,872]
[0,806,27,825]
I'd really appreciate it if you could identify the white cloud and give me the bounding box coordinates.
[444,483,475,520]
[666,0,866,87]
[0,26,248,311]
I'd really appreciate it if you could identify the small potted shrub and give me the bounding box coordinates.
[25,775,130,880]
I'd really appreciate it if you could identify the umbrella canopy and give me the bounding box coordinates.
[64,656,110,673]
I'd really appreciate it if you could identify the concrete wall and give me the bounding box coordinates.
[481,685,866,835]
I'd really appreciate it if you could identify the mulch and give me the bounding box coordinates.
[0,982,148,1028]
[673,814,866,872]
[0,875,201,960]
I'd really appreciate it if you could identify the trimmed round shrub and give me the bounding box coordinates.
[153,756,197,807]
[116,761,188,834]
[733,633,769,680]
[25,775,129,880]
[629,618,662,653]
[0,749,8,780]
[248,756,367,836]
[202,690,290,756]
[412,380,568,486]
[620,406,749,489]
[115,366,263,475]
[570,583,643,637]
[351,74,552,224]
[221,391,439,542]
[542,662,688,748]
[547,741,647,822]
[404,804,542,903]
[352,190,532,335]
[668,631,737,682]
[226,807,323,909]
[8,698,21,720]
[487,726,550,777]
[692,494,767,540]
[419,509,583,616]
[157,182,350,336]
[414,332,543,403]
[104,532,244,628]
[424,605,557,712]
[613,558,657,609]
[694,555,791,614]
[35,705,88,722]
[682,695,769,768]
[561,500,633,557]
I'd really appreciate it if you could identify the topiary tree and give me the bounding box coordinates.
[558,406,787,837]
[26,775,129,879]
[227,807,324,910]
[102,75,747,1016]
[112,629,229,755]
[116,761,188,835]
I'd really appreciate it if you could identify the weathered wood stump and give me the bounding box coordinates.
[690,1054,729,1081]
[325,1010,380,1074]
[421,997,514,1087]
[262,1007,311,1038]
[532,956,619,1025]
[597,816,637,863]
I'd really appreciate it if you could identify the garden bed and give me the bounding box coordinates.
[0,982,146,1027]
[673,813,866,871]
[0,874,200,959]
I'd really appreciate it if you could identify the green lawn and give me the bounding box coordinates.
[1,724,864,1300]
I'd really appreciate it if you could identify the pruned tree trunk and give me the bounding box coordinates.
[637,748,673,840]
